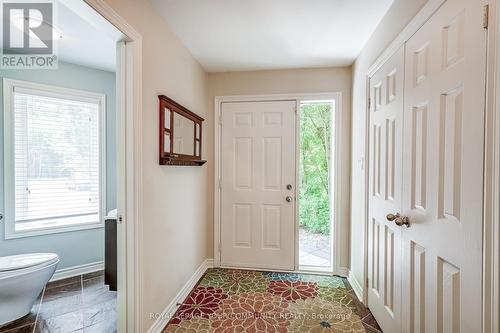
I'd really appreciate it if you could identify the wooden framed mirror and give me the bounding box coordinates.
[159,95,206,166]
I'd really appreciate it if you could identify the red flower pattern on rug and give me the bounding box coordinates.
[170,286,228,325]
[163,268,382,332]
[267,280,318,302]
[212,292,291,333]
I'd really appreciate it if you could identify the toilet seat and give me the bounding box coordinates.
[0,253,59,278]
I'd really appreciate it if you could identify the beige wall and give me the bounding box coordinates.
[350,0,428,294]
[207,67,352,270]
[103,0,209,331]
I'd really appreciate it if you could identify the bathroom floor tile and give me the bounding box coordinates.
[46,276,81,290]
[42,281,82,302]
[82,276,116,306]
[2,271,116,333]
[3,323,35,333]
[82,271,104,281]
[35,310,84,333]
[82,276,104,293]
[0,313,37,332]
[82,319,117,333]
[82,298,117,327]
[39,295,84,320]
[0,292,42,332]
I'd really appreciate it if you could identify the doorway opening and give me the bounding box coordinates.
[0,0,141,331]
[298,100,335,271]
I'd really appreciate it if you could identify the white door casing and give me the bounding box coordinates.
[220,100,296,270]
[367,45,405,333]
[401,0,487,332]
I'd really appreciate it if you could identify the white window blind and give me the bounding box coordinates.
[12,86,102,232]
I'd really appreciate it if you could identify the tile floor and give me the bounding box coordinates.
[162,268,382,332]
[299,227,331,267]
[0,270,117,333]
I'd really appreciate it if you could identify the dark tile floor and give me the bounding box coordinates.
[342,278,383,332]
[0,271,117,333]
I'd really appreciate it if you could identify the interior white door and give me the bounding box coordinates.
[220,100,296,270]
[368,45,405,333]
[401,0,487,332]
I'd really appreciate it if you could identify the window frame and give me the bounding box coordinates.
[3,78,107,239]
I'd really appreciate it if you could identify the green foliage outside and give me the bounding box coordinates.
[299,103,332,235]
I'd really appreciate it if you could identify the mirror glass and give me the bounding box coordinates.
[164,108,171,129]
[164,133,170,153]
[173,112,195,155]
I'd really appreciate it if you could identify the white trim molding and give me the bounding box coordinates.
[82,1,143,332]
[50,261,104,282]
[347,270,364,303]
[483,1,500,332]
[366,0,446,77]
[213,92,346,276]
[147,259,214,333]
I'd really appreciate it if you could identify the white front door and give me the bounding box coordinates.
[220,100,296,270]
[401,0,487,331]
[368,45,405,333]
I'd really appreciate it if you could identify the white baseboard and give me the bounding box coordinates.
[347,270,364,303]
[337,266,349,277]
[147,259,214,333]
[50,261,104,282]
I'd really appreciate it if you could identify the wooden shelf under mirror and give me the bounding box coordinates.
[159,95,206,166]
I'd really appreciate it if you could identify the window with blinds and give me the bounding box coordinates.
[4,79,105,236]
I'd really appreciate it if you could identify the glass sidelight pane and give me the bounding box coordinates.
[299,100,335,270]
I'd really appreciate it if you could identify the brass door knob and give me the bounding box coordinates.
[386,213,410,227]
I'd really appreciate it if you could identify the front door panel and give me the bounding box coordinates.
[220,100,296,270]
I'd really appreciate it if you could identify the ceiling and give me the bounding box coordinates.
[152,0,394,72]
[1,0,125,72]
[55,0,125,71]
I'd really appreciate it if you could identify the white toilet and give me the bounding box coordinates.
[0,253,59,326]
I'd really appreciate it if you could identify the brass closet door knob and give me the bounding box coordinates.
[386,213,410,228]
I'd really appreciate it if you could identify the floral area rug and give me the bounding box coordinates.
[162,268,382,333]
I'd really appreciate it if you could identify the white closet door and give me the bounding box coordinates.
[368,45,405,333]
[220,100,296,270]
[401,0,487,332]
